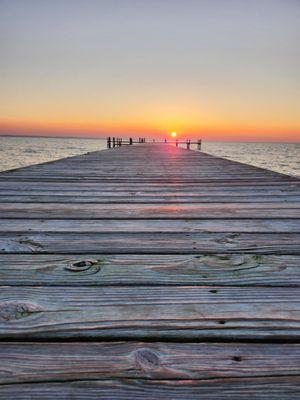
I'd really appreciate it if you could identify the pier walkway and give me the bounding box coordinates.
[0,144,299,398]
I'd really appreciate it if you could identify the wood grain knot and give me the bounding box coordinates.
[19,238,43,252]
[216,233,240,245]
[134,348,161,370]
[65,259,101,274]
[0,301,42,321]
[203,254,260,269]
[232,356,243,362]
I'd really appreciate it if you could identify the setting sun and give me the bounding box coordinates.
[171,132,177,138]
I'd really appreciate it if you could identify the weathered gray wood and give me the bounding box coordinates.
[0,286,299,339]
[1,174,295,181]
[1,177,298,184]
[0,377,299,399]
[0,342,299,384]
[1,218,299,233]
[0,183,298,193]
[2,194,300,202]
[1,202,299,218]
[0,143,299,397]
[0,254,299,286]
[1,232,299,254]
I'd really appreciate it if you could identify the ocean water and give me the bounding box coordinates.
[0,136,299,177]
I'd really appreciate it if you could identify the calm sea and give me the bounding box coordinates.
[0,136,299,177]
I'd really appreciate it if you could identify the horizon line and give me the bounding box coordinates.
[0,133,299,144]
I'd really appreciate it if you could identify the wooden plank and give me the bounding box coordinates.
[1,218,299,233]
[0,155,291,173]
[0,377,299,399]
[0,183,298,192]
[0,157,287,172]
[2,194,300,203]
[3,172,288,178]
[0,342,298,384]
[0,157,292,173]
[1,177,298,184]
[1,188,299,195]
[0,286,299,339]
[0,165,286,174]
[1,254,299,286]
[1,202,299,218]
[1,173,293,180]
[1,232,299,254]
[0,143,299,398]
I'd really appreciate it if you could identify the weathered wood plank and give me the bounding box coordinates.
[8,171,294,178]
[0,342,298,384]
[0,183,298,193]
[2,194,300,203]
[1,177,298,184]
[0,166,287,174]
[1,202,299,218]
[0,254,298,286]
[0,143,299,399]
[0,377,299,399]
[1,219,299,233]
[1,232,299,254]
[0,286,299,339]
[2,172,290,178]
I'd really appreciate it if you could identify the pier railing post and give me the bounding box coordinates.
[107,137,111,149]
[107,137,200,149]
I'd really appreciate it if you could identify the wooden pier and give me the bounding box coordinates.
[106,136,202,149]
[0,143,299,399]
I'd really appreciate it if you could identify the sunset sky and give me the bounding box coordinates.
[0,0,299,141]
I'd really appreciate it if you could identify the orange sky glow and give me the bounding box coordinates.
[1,119,299,142]
[1,1,299,142]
